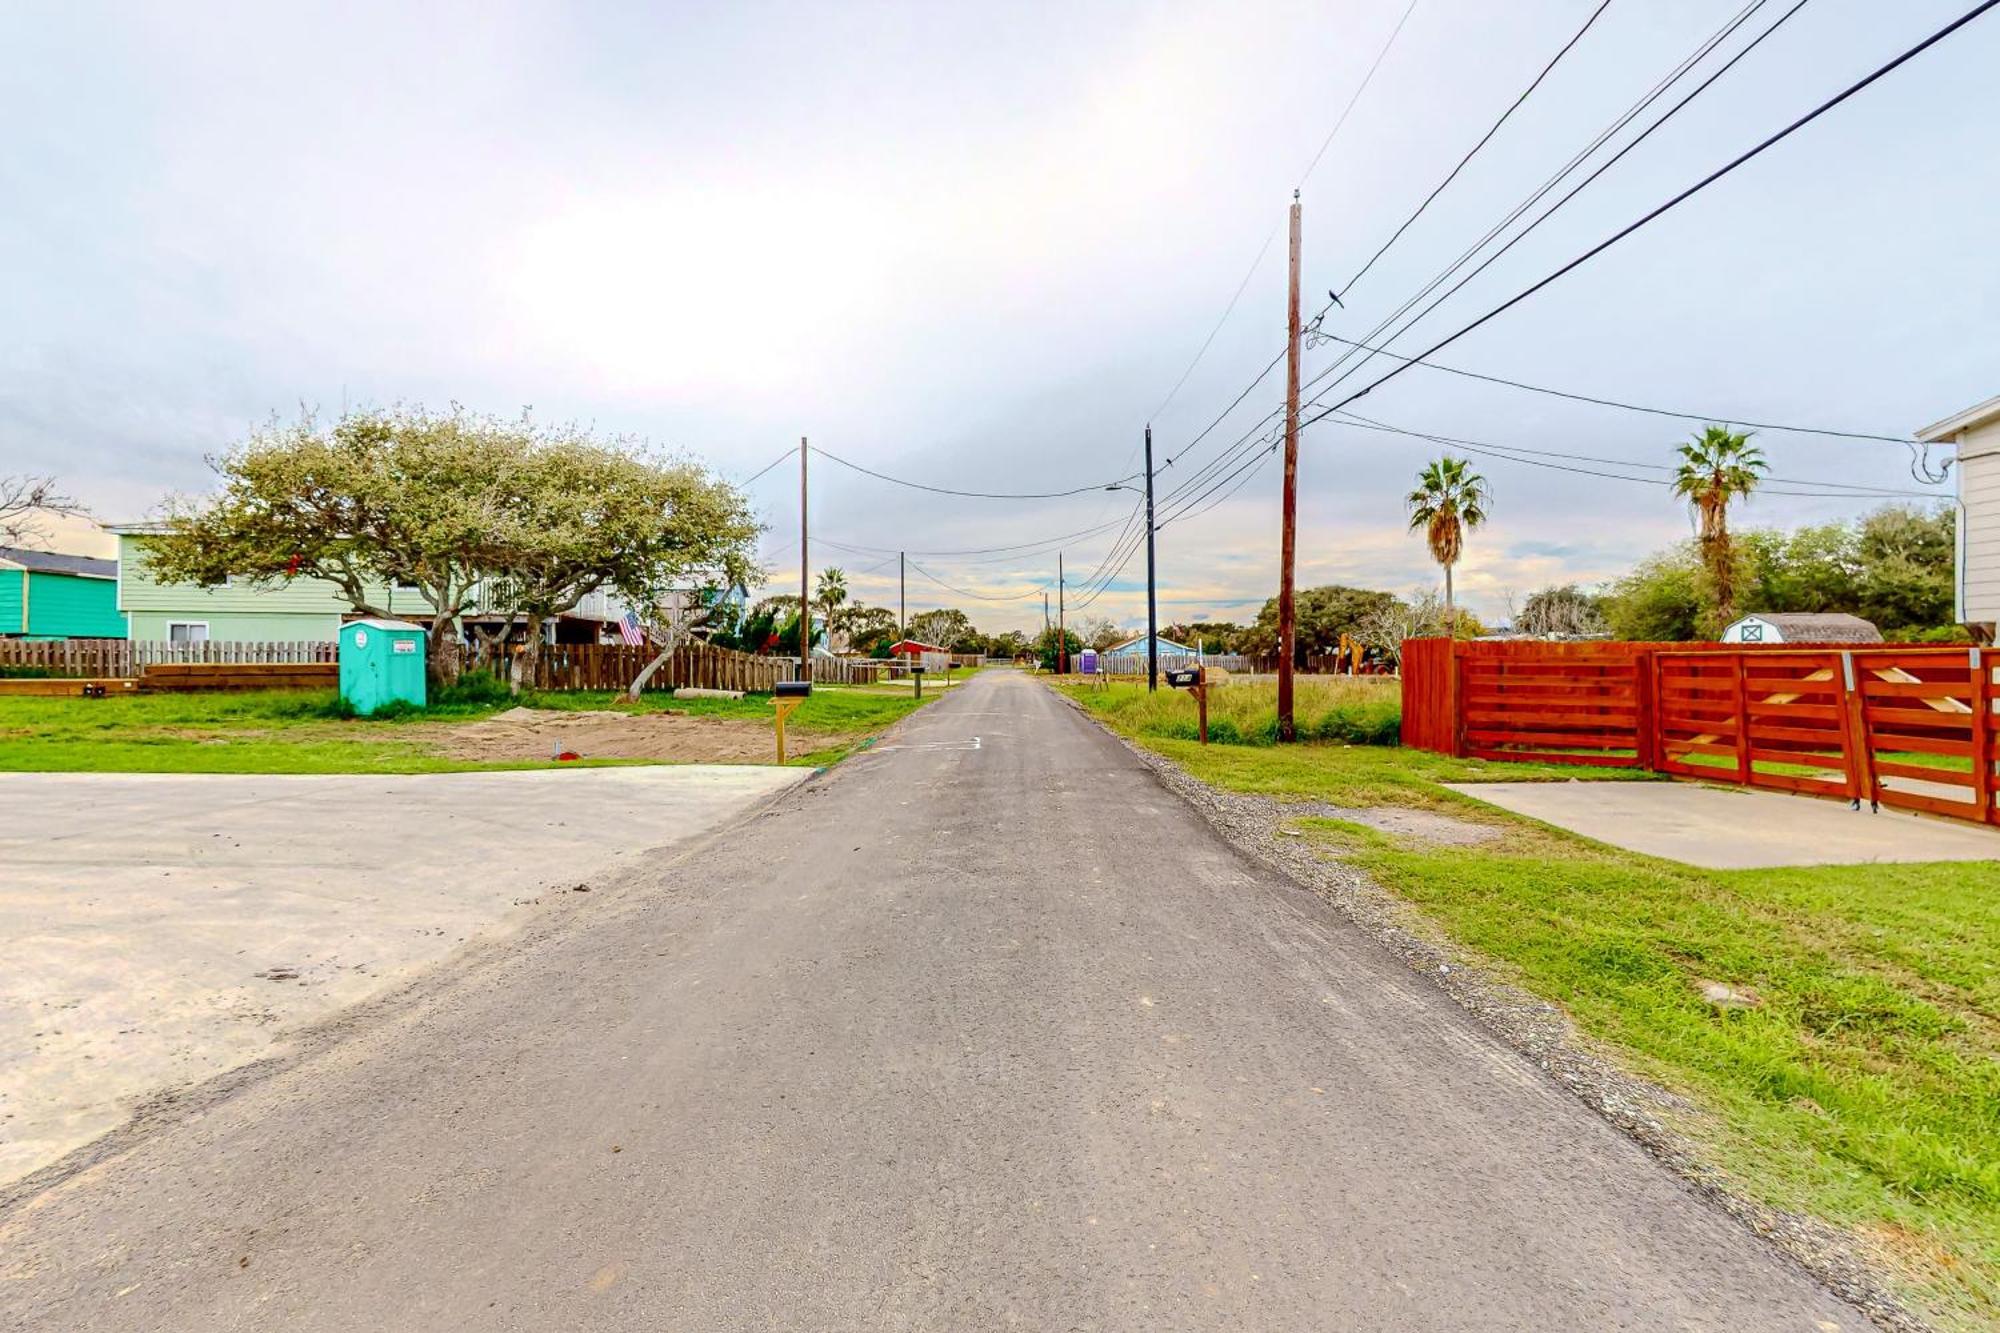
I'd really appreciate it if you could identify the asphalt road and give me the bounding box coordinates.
[0,671,1862,1331]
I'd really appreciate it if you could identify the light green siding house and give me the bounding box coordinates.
[0,548,125,639]
[115,529,351,641]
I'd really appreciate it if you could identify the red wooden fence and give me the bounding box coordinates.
[1403,639,1995,825]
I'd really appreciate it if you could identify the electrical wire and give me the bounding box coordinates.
[1304,0,2000,428]
[740,445,797,486]
[1340,0,1615,298]
[1308,0,1813,406]
[1297,0,1424,188]
[907,560,1050,603]
[809,444,1139,500]
[1300,0,1770,382]
[1307,332,1917,443]
[1148,226,1282,424]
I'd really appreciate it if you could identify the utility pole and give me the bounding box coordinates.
[799,437,811,685]
[1144,424,1159,693]
[899,551,906,640]
[1277,192,1302,742]
[1057,552,1067,675]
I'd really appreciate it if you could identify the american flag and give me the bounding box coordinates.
[616,609,646,647]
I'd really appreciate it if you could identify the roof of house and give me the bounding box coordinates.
[1107,633,1195,654]
[0,546,116,579]
[888,639,948,655]
[1915,393,2000,443]
[1733,612,1883,643]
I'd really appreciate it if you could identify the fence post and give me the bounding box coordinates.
[1732,654,1751,784]
[1838,650,1879,810]
[1973,646,1993,823]
[1449,641,1468,758]
[1634,648,1658,771]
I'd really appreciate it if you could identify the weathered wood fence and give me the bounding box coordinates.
[1402,638,1995,825]
[463,640,794,693]
[0,639,336,677]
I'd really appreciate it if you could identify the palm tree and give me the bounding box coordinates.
[813,567,848,651]
[1671,426,1766,631]
[1405,456,1490,626]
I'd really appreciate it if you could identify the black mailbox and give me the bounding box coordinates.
[909,665,926,675]
[1165,668,1202,689]
[775,680,812,698]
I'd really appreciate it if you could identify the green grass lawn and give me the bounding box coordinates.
[0,684,932,774]
[1064,681,2000,1329]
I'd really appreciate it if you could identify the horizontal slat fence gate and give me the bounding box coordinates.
[804,658,884,686]
[0,639,336,677]
[1456,641,1650,768]
[1404,639,1997,827]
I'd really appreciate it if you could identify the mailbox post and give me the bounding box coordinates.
[910,664,926,699]
[773,679,811,762]
[1166,665,1208,744]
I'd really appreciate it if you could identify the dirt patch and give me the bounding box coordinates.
[426,708,842,764]
[1316,804,1501,846]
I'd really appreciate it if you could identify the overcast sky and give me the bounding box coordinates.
[4,0,1993,634]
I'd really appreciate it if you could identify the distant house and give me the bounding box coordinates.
[1105,632,1197,657]
[0,547,123,639]
[1916,394,1999,638]
[1720,613,1883,645]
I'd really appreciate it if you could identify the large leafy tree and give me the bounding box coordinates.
[492,433,758,692]
[1405,456,1489,624]
[1238,585,1398,664]
[147,408,527,680]
[905,607,980,652]
[839,604,899,656]
[1671,426,1766,634]
[813,567,848,646]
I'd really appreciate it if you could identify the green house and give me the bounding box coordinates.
[114,528,355,642]
[0,547,124,640]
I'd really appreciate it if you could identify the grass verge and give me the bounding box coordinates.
[1064,681,2000,1329]
[0,683,932,774]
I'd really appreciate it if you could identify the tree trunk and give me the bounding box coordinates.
[1443,563,1455,632]
[428,617,462,688]
[627,623,686,701]
[511,614,546,696]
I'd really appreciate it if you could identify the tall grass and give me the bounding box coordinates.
[1073,676,1400,746]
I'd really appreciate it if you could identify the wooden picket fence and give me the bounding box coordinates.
[465,640,793,693]
[0,638,336,678]
[1402,638,1996,826]
[804,657,884,686]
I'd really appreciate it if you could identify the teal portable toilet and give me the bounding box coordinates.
[339,618,428,715]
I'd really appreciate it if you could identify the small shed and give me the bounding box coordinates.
[1720,612,1883,645]
[339,618,427,715]
[888,639,948,657]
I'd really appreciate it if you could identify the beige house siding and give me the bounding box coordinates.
[1960,426,2000,626]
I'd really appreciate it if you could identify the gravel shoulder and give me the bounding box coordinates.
[1066,700,1929,1333]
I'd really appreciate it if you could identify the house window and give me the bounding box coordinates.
[167,622,210,644]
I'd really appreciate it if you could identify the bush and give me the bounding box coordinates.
[0,665,53,679]
[433,671,513,708]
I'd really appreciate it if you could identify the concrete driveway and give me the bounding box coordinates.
[0,766,803,1186]
[1446,779,2000,868]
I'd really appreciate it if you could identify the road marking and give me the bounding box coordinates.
[868,737,982,752]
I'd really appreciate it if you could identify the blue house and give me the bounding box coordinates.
[1106,632,1197,658]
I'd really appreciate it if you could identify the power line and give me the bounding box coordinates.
[1308,332,1916,443]
[906,560,1050,603]
[740,445,797,485]
[809,444,1139,500]
[1301,0,1771,381]
[1306,0,2000,428]
[1308,0,1811,406]
[1297,0,1423,188]
[1340,0,1615,298]
[811,510,1137,562]
[1330,410,1945,499]
[1148,225,1282,423]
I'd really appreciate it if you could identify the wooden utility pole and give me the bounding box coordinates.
[899,551,906,639]
[1057,552,1067,675]
[799,437,811,684]
[1144,424,1159,693]
[1277,193,1302,742]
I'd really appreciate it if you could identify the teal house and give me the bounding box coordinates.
[0,547,125,639]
